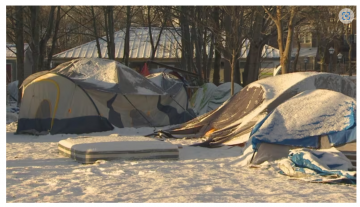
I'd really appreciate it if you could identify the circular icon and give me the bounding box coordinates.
[339,8,355,24]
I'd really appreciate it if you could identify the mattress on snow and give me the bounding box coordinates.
[58,136,179,164]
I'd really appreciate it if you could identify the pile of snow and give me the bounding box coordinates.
[68,58,117,89]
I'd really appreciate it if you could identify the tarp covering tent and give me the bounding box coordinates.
[146,72,196,118]
[278,148,356,184]
[151,72,356,147]
[250,89,356,150]
[16,58,195,135]
[189,82,243,116]
[7,80,18,102]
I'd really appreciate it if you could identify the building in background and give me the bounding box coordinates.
[6,43,33,85]
[51,27,281,84]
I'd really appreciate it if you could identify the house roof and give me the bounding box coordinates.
[6,43,30,58]
[53,27,280,60]
[292,47,318,58]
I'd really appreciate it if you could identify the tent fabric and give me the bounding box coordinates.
[16,58,193,135]
[279,148,356,184]
[16,73,113,135]
[190,82,243,116]
[140,63,150,76]
[51,58,165,95]
[7,80,18,101]
[156,72,356,147]
[250,89,356,150]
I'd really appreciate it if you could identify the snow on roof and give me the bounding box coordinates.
[6,43,30,58]
[53,27,280,60]
[291,47,318,58]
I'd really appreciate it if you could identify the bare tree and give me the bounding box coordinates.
[263,6,298,74]
[147,6,168,60]
[91,6,102,58]
[212,6,221,86]
[219,6,247,95]
[45,6,62,70]
[15,6,25,103]
[103,6,115,60]
[123,6,131,65]
[29,6,40,73]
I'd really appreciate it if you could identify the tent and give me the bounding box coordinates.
[16,58,195,135]
[7,80,18,102]
[248,89,356,165]
[151,72,356,147]
[189,82,243,116]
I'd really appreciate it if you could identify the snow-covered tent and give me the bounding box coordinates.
[151,72,356,147]
[189,82,243,116]
[16,58,195,135]
[248,89,356,165]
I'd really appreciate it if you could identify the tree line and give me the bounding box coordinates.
[6,6,355,103]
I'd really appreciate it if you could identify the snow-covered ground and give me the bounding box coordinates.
[6,122,356,203]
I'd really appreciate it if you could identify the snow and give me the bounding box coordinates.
[70,59,118,89]
[59,136,178,153]
[6,122,356,202]
[251,89,356,144]
[6,102,19,124]
[135,86,159,95]
[120,67,145,85]
[229,72,355,138]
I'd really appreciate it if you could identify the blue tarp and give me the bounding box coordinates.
[279,148,356,184]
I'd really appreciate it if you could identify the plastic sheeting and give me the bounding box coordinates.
[279,148,356,184]
[7,80,18,101]
[190,82,242,116]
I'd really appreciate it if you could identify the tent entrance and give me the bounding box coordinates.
[35,99,51,119]
[32,78,60,129]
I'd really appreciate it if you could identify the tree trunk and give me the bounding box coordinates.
[15,6,24,104]
[206,32,214,82]
[37,6,56,71]
[345,30,353,76]
[245,8,263,85]
[268,6,297,74]
[319,56,325,72]
[234,55,241,84]
[92,6,102,58]
[231,51,235,96]
[107,6,115,60]
[46,6,61,70]
[348,43,352,76]
[293,33,301,72]
[29,6,40,74]
[123,6,131,65]
[223,12,232,82]
[212,7,220,85]
[245,42,263,86]
[180,6,192,73]
[191,8,202,81]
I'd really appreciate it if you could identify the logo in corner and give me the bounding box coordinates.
[339,8,355,24]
